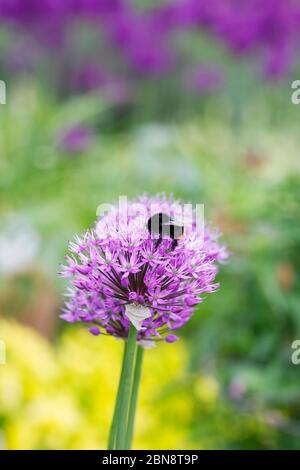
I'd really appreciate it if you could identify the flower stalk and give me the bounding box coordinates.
[108,327,145,450]
[107,344,127,450]
[125,345,144,450]
[114,324,138,450]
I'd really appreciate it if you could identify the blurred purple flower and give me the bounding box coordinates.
[185,64,224,94]
[58,124,93,154]
[263,42,292,79]
[6,41,40,72]
[73,64,133,103]
[228,378,247,401]
[107,9,174,74]
[101,77,134,104]
[74,64,108,92]
[1,0,300,84]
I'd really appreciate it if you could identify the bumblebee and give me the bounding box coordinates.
[147,212,184,249]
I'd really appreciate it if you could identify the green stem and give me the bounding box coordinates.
[125,346,144,450]
[107,339,128,450]
[115,324,138,450]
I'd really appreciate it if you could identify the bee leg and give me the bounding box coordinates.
[155,236,162,250]
[171,239,178,250]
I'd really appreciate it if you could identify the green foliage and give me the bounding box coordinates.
[1,80,300,449]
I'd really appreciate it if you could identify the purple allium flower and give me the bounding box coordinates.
[60,195,228,346]
[89,326,101,336]
[165,334,179,343]
[57,124,93,154]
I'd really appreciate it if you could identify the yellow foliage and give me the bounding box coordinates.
[0,320,196,450]
[194,376,220,406]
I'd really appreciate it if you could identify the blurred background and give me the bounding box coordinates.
[1,0,300,450]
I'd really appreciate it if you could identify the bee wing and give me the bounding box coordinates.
[171,224,184,239]
[161,223,184,239]
[148,213,170,235]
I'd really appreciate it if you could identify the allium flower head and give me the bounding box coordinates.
[60,195,228,346]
